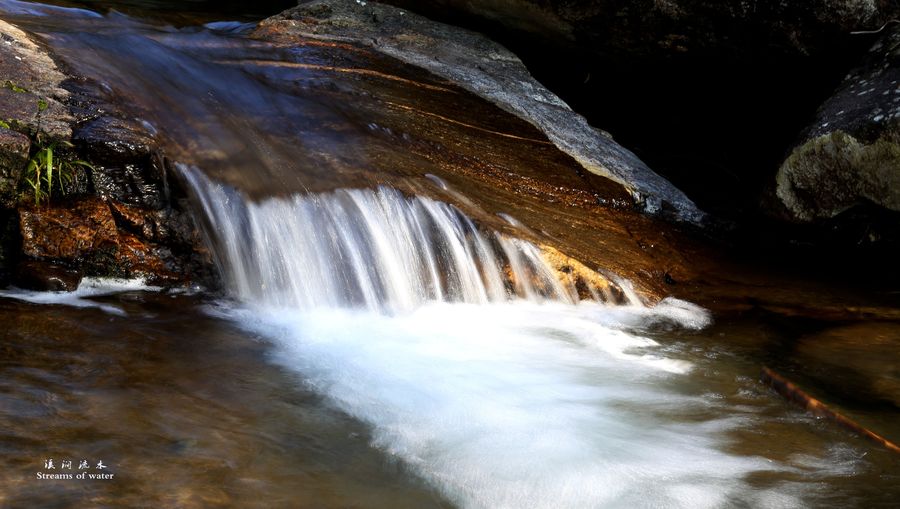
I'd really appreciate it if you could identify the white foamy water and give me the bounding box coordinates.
[214,301,808,509]
[0,277,159,315]
[183,170,827,507]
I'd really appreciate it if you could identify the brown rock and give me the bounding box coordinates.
[108,200,154,237]
[13,259,82,292]
[116,232,177,282]
[18,197,119,260]
[17,197,177,282]
[538,244,628,303]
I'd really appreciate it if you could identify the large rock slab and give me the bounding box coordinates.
[258,0,704,222]
[775,24,900,221]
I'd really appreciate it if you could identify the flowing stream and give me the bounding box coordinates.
[175,162,850,508]
[1,2,899,508]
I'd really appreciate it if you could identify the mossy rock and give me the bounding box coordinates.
[776,128,900,221]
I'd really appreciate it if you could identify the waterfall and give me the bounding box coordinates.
[167,142,811,509]
[181,166,595,311]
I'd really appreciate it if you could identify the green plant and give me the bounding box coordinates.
[14,95,94,206]
[23,140,93,206]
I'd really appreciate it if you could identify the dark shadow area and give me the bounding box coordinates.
[381,1,900,288]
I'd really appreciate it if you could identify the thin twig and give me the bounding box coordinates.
[761,366,900,455]
[850,19,899,35]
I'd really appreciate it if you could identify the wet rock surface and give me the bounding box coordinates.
[74,115,168,209]
[775,24,900,222]
[0,17,213,288]
[18,197,118,260]
[259,0,704,222]
[13,259,82,291]
[17,197,184,283]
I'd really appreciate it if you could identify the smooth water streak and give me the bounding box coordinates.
[182,166,580,312]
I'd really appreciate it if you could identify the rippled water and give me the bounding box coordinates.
[2,286,898,507]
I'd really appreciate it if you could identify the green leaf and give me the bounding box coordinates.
[37,99,48,112]
[45,145,54,200]
[70,160,95,170]
[0,119,9,130]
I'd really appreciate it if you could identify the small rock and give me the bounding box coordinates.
[74,116,155,164]
[13,259,82,291]
[74,116,167,209]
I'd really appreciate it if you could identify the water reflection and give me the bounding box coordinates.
[0,294,449,508]
[1,290,898,507]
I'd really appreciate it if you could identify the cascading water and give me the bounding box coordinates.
[179,167,828,508]
[182,166,586,312]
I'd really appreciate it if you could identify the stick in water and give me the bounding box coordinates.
[760,366,900,455]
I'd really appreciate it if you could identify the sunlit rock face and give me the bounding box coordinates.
[258,0,705,223]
